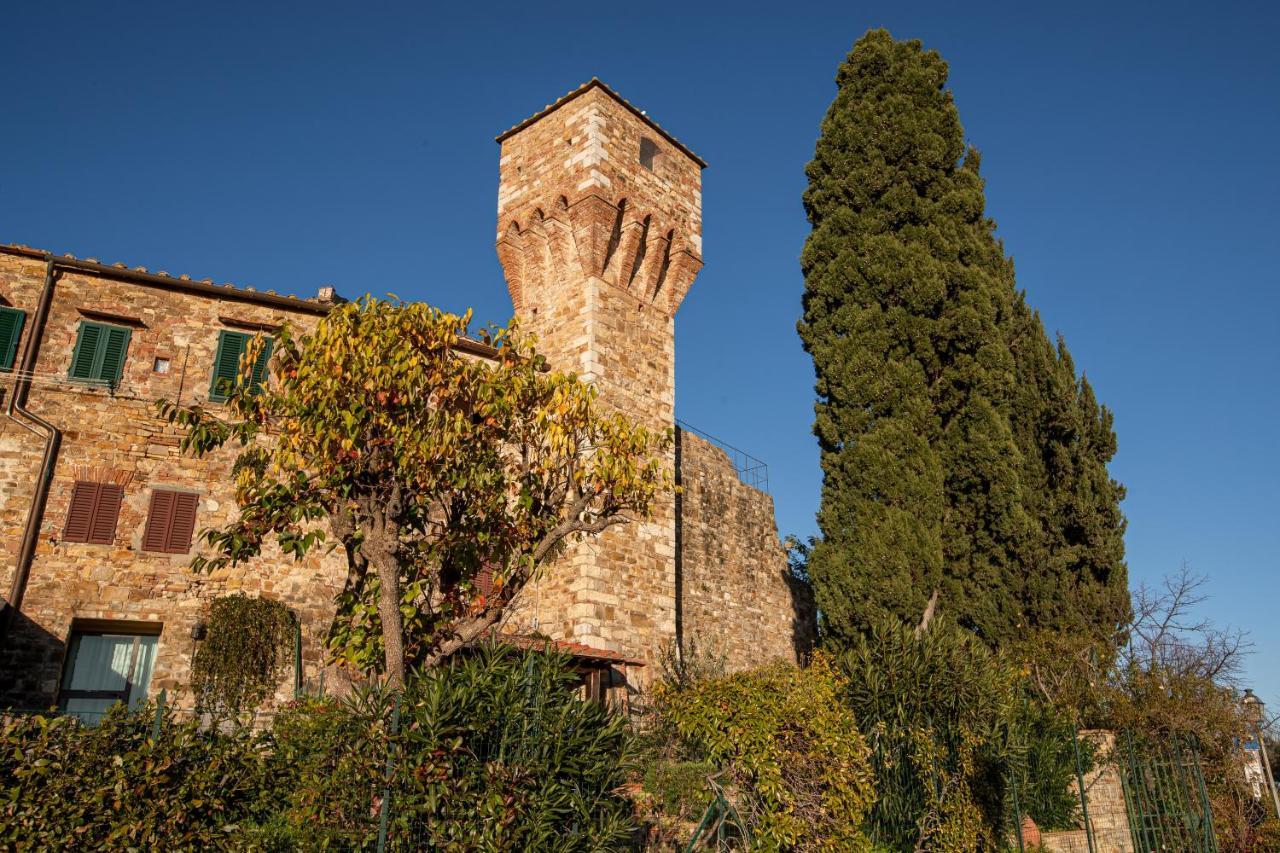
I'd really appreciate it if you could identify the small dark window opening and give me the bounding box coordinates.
[639,137,658,171]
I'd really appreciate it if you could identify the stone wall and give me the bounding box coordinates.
[0,250,348,709]
[676,430,812,669]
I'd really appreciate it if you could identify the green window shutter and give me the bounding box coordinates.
[0,307,26,371]
[69,321,131,386]
[209,330,248,402]
[250,337,274,393]
[99,326,132,385]
[69,322,103,381]
[210,331,272,401]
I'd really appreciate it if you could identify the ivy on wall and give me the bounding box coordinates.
[191,595,294,718]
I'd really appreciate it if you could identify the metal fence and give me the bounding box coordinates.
[1006,727,1217,853]
[675,419,769,492]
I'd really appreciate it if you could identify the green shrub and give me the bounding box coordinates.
[191,594,295,720]
[0,645,633,850]
[1013,700,1090,832]
[642,759,716,820]
[838,618,1027,852]
[269,643,636,851]
[654,652,876,851]
[0,702,272,849]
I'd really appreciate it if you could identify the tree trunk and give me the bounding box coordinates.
[373,551,406,689]
[915,588,940,637]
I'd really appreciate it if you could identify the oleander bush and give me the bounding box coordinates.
[264,643,636,851]
[1,645,636,851]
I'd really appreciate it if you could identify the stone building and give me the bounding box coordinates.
[0,79,811,713]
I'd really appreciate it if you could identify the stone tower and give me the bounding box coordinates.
[494,79,705,665]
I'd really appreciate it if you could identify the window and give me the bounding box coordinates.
[62,481,124,545]
[0,306,26,371]
[142,489,199,554]
[69,320,132,386]
[209,330,273,402]
[59,626,159,724]
[639,137,658,171]
[152,357,170,374]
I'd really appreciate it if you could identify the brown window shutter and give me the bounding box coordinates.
[88,484,124,545]
[475,563,495,598]
[167,492,199,553]
[63,482,100,543]
[142,490,176,553]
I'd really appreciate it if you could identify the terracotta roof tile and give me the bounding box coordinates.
[1,243,333,313]
[494,632,646,666]
[0,242,503,360]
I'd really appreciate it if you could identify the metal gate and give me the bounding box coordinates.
[1117,732,1217,853]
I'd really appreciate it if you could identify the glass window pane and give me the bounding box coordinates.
[64,697,116,726]
[127,636,158,710]
[64,634,134,692]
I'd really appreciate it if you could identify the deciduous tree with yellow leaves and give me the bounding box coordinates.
[161,297,669,687]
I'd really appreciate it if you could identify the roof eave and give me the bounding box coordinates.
[495,78,707,169]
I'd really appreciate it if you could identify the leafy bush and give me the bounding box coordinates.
[268,643,636,851]
[654,652,876,851]
[0,702,272,849]
[191,594,295,719]
[1,645,634,851]
[635,759,717,847]
[642,760,716,820]
[838,618,1023,852]
[1012,699,1090,832]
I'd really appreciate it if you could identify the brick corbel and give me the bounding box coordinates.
[566,194,620,279]
[662,249,704,316]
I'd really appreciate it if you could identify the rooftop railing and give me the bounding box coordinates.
[675,419,769,492]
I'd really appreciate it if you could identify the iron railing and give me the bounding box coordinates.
[676,419,769,492]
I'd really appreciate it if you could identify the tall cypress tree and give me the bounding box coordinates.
[799,30,1127,647]
[1009,297,1130,641]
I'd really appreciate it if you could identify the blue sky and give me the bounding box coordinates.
[3,1,1277,704]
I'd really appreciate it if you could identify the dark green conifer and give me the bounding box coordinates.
[1009,297,1130,640]
[799,29,1127,647]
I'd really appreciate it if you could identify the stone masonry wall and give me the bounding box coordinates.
[495,82,810,678]
[0,251,348,709]
[677,431,812,669]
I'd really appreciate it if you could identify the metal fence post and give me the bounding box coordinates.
[1011,765,1025,853]
[1072,725,1097,853]
[293,619,303,699]
[376,694,403,853]
[151,689,166,741]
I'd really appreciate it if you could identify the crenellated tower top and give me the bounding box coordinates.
[495,79,704,321]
